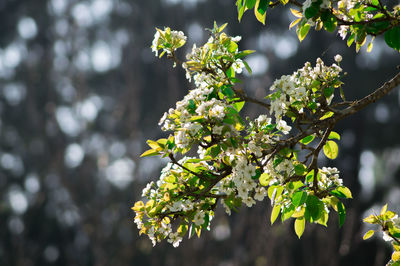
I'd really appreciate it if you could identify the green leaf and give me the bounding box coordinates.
[337,186,352,199]
[188,99,196,113]
[221,85,235,98]
[235,50,256,59]
[157,138,168,146]
[259,173,270,186]
[321,10,337,32]
[380,204,388,215]
[140,149,160,157]
[232,101,245,112]
[367,39,374,52]
[226,66,235,78]
[292,191,307,207]
[304,172,313,185]
[356,30,367,46]
[294,164,307,176]
[323,87,334,98]
[305,195,323,221]
[337,201,346,228]
[295,217,305,238]
[297,21,311,42]
[363,214,378,224]
[271,204,281,225]
[290,8,302,18]
[330,186,352,199]
[246,0,257,9]
[210,145,221,157]
[268,186,283,201]
[237,0,246,22]
[304,5,319,19]
[218,23,228,33]
[189,115,205,122]
[384,26,400,51]
[340,87,346,101]
[347,33,355,47]
[315,210,329,227]
[300,135,315,145]
[282,204,295,221]
[320,111,334,120]
[227,40,238,53]
[242,60,252,75]
[328,131,340,140]
[257,0,269,15]
[323,140,338,159]
[254,0,269,24]
[147,140,162,150]
[363,230,375,240]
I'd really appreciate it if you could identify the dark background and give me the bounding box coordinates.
[0,0,399,265]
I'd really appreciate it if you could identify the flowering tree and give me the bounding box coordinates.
[132,0,400,264]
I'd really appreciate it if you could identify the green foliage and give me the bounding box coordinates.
[363,205,400,265]
[235,0,400,52]
[236,0,270,24]
[385,26,400,52]
[133,0,399,255]
[134,23,351,245]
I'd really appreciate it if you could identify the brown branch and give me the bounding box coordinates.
[338,71,400,119]
[232,87,271,109]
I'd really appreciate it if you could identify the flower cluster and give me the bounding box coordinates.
[363,205,400,265]
[152,27,187,58]
[289,0,400,52]
[268,56,343,127]
[133,24,352,247]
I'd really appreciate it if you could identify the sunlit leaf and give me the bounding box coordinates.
[271,204,281,225]
[323,140,338,159]
[295,217,305,238]
[328,131,340,140]
[337,201,346,228]
[363,230,375,240]
[300,135,315,145]
[140,149,160,157]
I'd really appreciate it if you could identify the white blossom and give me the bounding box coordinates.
[193,211,205,226]
[168,232,183,247]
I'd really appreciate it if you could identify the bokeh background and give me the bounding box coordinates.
[0,0,399,265]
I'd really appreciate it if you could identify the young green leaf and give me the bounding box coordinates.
[320,111,334,120]
[380,204,388,215]
[363,230,375,240]
[290,8,302,18]
[295,217,306,238]
[271,204,281,225]
[297,22,311,42]
[337,201,346,228]
[323,140,339,159]
[300,135,315,145]
[140,149,160,157]
[363,214,378,224]
[254,0,269,24]
[232,101,245,112]
[328,131,340,140]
